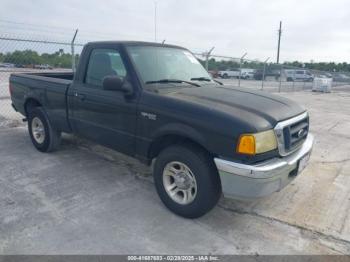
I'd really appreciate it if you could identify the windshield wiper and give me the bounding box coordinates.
[191,77,223,85]
[191,77,212,82]
[146,79,200,87]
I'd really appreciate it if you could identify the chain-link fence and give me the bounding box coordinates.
[194,53,350,93]
[1,33,350,122]
[0,34,84,121]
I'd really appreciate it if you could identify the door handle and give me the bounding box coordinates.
[74,92,86,101]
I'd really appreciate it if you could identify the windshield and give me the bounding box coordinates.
[126,45,212,84]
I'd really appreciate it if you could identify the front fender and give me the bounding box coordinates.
[152,122,208,149]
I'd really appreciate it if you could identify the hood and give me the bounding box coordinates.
[160,84,305,131]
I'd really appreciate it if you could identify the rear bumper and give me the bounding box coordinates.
[214,134,314,200]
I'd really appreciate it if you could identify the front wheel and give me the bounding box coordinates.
[28,107,61,152]
[153,144,221,218]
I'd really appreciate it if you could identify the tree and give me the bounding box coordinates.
[1,49,74,68]
[4,50,42,65]
[197,54,349,73]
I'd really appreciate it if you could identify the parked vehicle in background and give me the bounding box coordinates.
[10,41,314,218]
[254,69,280,80]
[34,64,53,70]
[323,73,333,78]
[0,63,15,68]
[285,69,313,82]
[240,68,255,79]
[218,69,240,78]
[241,71,255,79]
[241,71,254,79]
[317,73,333,79]
[332,73,350,83]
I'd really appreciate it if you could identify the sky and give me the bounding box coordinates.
[0,0,349,63]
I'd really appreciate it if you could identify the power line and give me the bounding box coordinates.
[0,19,75,32]
[0,36,84,46]
[0,26,76,38]
[0,19,154,43]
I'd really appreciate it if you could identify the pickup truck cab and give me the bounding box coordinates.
[10,41,314,218]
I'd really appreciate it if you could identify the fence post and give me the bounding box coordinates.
[292,69,295,91]
[205,47,215,71]
[238,52,247,87]
[279,64,283,92]
[261,57,270,90]
[71,29,78,72]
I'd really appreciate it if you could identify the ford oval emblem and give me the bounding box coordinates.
[298,129,306,138]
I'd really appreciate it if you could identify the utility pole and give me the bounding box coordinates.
[154,1,157,42]
[277,21,282,64]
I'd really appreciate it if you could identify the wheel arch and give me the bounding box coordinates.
[24,97,42,117]
[147,124,214,162]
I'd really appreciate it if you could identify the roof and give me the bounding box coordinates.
[85,40,187,50]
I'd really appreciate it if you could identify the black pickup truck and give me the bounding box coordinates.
[10,41,314,218]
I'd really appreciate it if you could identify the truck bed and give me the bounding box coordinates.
[10,71,74,132]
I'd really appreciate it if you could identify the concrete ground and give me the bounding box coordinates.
[0,89,350,254]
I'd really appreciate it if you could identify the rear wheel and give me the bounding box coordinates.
[28,107,61,152]
[153,144,221,218]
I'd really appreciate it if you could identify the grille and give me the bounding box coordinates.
[274,112,309,156]
[283,117,309,152]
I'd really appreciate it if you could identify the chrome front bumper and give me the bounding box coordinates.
[214,134,314,200]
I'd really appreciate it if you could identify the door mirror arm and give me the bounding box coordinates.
[120,80,134,97]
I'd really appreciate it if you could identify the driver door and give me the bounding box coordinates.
[71,48,137,156]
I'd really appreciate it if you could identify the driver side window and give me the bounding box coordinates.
[85,49,127,88]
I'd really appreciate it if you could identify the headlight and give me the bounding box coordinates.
[237,129,277,155]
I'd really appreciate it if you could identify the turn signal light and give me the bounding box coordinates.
[237,129,278,155]
[237,135,256,155]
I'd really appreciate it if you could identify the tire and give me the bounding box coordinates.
[223,73,228,79]
[153,144,221,218]
[28,107,61,152]
[287,77,293,82]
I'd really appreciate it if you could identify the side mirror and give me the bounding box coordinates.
[103,76,133,95]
